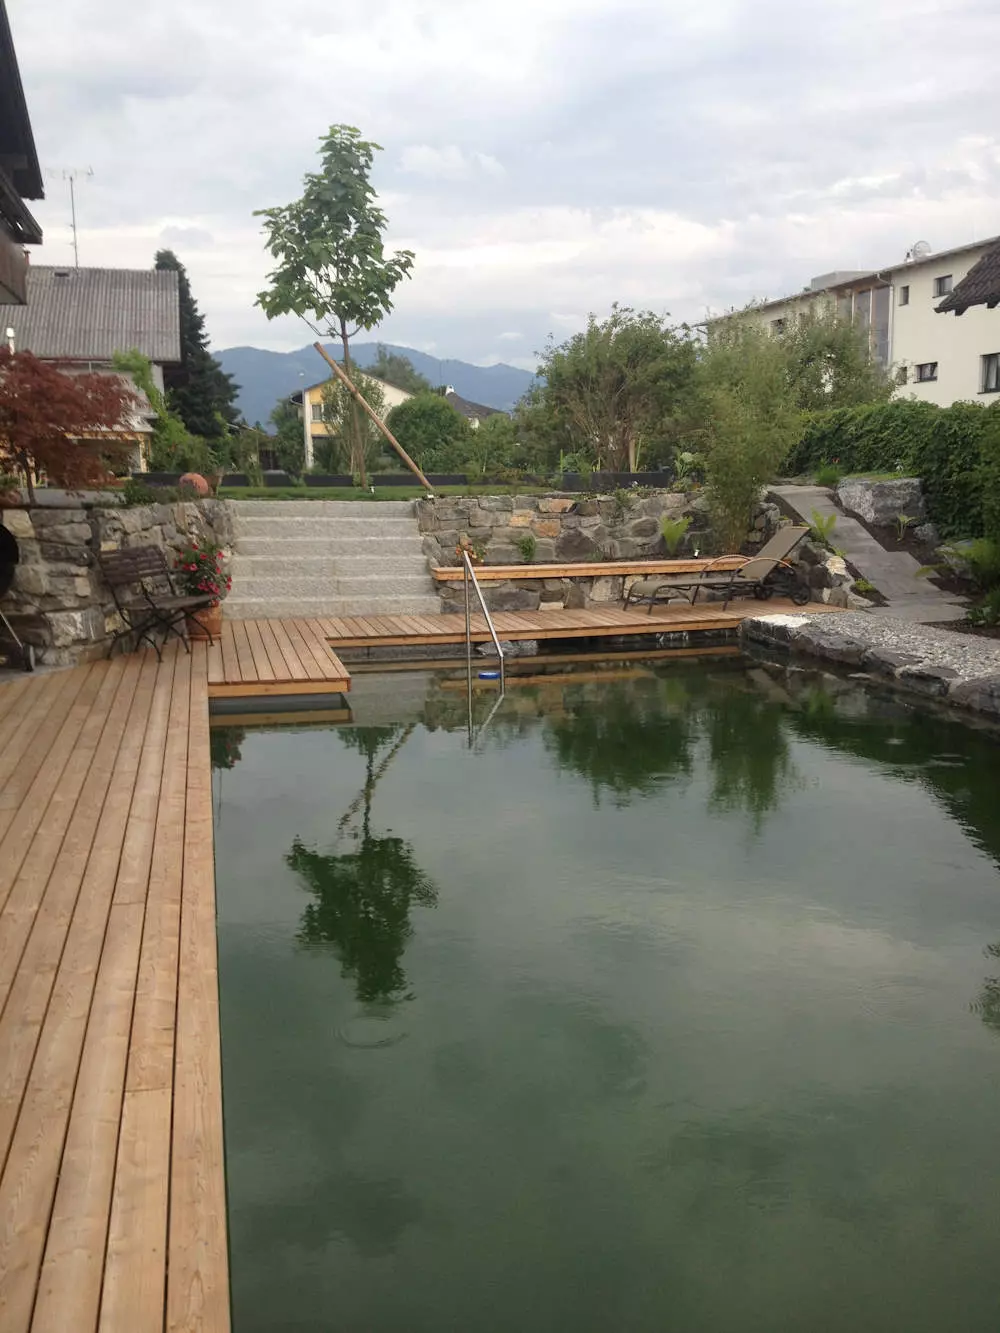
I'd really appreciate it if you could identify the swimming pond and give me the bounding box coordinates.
[213,658,1000,1332]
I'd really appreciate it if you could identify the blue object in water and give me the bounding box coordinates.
[478,670,501,680]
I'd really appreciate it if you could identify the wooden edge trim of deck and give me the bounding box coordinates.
[431,557,745,582]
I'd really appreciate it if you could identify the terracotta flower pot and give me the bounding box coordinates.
[186,603,222,641]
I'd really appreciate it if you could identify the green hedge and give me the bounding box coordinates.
[787,399,1000,538]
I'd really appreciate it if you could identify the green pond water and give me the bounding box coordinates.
[212,657,1000,1333]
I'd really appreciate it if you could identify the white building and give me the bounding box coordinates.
[722,236,1000,408]
[291,374,413,470]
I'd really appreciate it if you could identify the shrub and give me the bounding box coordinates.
[967,587,1000,627]
[515,533,537,563]
[660,515,691,555]
[814,462,841,487]
[808,509,837,544]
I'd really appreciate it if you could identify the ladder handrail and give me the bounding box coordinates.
[463,551,505,687]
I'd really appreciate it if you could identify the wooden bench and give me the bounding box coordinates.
[431,557,745,583]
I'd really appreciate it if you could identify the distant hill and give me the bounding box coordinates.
[213,341,537,426]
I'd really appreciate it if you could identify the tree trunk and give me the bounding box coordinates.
[340,319,366,488]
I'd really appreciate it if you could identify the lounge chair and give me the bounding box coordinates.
[624,525,812,612]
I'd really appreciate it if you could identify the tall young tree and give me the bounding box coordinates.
[368,344,432,395]
[0,350,138,500]
[255,125,415,485]
[154,250,239,440]
[776,306,894,410]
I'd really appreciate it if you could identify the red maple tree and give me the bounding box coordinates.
[0,349,139,501]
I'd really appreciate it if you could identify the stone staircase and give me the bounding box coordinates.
[224,500,442,620]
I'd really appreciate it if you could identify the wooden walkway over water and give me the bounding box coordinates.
[207,616,350,698]
[317,598,838,649]
[0,645,228,1333]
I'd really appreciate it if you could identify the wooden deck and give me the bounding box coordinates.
[317,599,840,649]
[209,616,350,697]
[0,645,229,1333]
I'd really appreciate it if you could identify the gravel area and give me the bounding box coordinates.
[741,611,1000,721]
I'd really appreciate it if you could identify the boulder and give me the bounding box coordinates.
[555,527,599,561]
[836,477,925,527]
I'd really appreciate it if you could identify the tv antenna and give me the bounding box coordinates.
[44,167,94,267]
[906,239,931,263]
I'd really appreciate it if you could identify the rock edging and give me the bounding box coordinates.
[741,611,1000,720]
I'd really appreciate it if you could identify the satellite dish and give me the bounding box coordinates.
[911,240,932,259]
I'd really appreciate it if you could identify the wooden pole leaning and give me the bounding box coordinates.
[312,342,434,492]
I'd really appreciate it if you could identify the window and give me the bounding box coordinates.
[770,317,786,333]
[983,353,1000,394]
[933,274,953,297]
[899,285,910,306]
[916,362,938,382]
[311,403,324,421]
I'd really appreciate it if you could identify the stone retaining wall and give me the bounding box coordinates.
[741,611,1000,722]
[0,500,232,665]
[417,492,781,612]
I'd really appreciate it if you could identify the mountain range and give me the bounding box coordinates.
[213,341,537,427]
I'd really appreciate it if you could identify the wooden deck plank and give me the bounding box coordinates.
[0,656,154,1333]
[243,620,277,683]
[229,620,257,684]
[0,675,31,726]
[0,669,90,821]
[218,621,241,686]
[0,662,119,918]
[206,635,225,686]
[0,672,63,763]
[166,644,230,1333]
[264,619,307,679]
[286,620,331,680]
[257,618,298,681]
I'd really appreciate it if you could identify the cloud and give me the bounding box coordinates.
[399,145,505,180]
[8,0,997,371]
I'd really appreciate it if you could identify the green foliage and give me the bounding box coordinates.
[367,344,432,395]
[320,375,386,474]
[463,413,521,477]
[385,392,472,472]
[852,577,876,594]
[699,318,802,550]
[808,509,837,544]
[894,513,916,540]
[154,250,239,440]
[525,305,700,472]
[787,399,1000,539]
[660,515,691,555]
[120,477,175,506]
[268,397,306,477]
[776,304,894,411]
[962,538,1000,591]
[814,462,841,487]
[174,538,231,601]
[671,449,704,489]
[111,349,216,474]
[968,587,1000,627]
[515,533,537,563]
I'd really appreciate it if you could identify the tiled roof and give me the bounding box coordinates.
[0,0,43,199]
[0,266,181,361]
[444,388,503,420]
[936,241,1000,315]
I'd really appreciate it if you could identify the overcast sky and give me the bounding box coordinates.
[11,0,999,369]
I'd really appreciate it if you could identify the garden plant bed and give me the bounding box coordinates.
[832,503,969,599]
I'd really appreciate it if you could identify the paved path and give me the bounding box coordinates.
[771,485,965,623]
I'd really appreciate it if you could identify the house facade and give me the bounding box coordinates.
[0,1,43,303]
[0,265,183,469]
[292,374,413,470]
[726,235,1000,408]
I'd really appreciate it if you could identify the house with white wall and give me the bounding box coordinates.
[290,374,412,470]
[715,235,1000,408]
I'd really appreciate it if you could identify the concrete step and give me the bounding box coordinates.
[225,595,443,619]
[229,553,432,578]
[232,535,426,556]
[226,574,436,599]
[228,500,418,518]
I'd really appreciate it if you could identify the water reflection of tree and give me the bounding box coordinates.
[974,944,1000,1036]
[285,725,437,1006]
[704,684,792,829]
[210,726,246,770]
[544,679,693,807]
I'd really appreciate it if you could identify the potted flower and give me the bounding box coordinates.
[174,538,231,639]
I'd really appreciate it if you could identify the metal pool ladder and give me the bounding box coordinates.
[462,550,505,688]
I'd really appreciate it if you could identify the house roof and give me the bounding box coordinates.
[444,388,503,420]
[935,240,1000,315]
[710,233,1000,320]
[0,1,42,201]
[0,266,182,362]
[292,372,413,398]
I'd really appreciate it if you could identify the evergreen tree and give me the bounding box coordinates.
[154,250,240,440]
